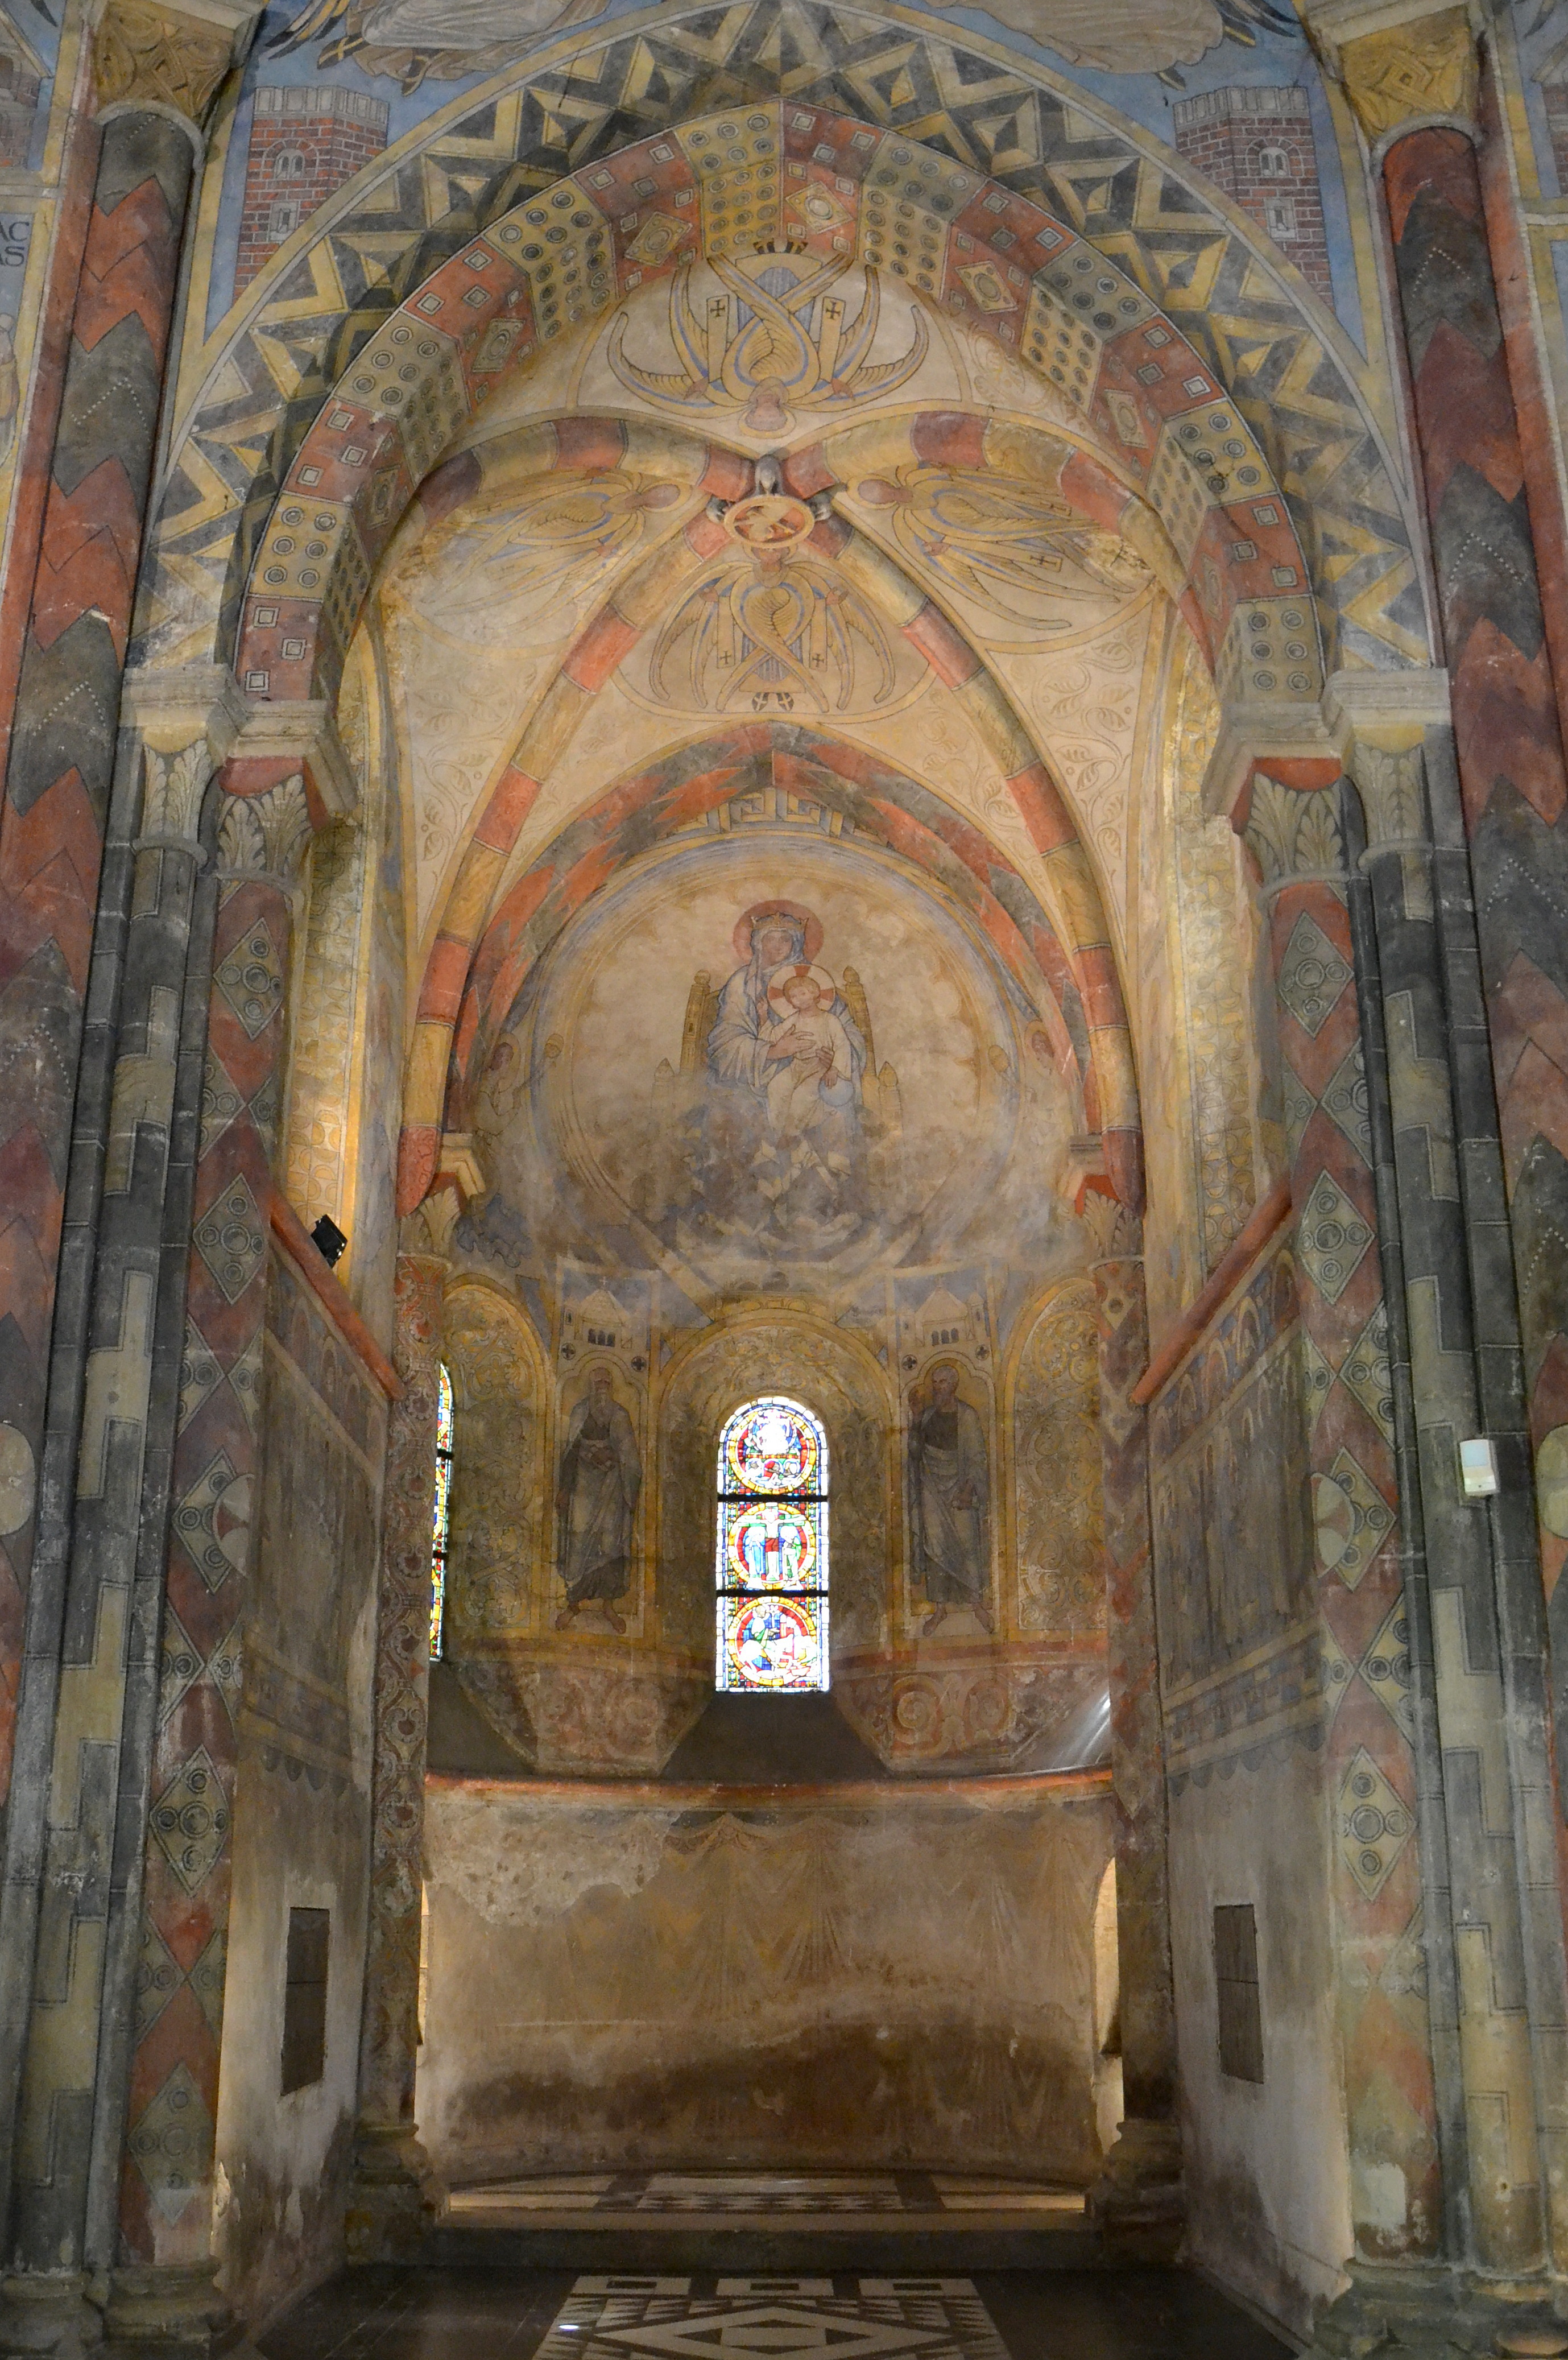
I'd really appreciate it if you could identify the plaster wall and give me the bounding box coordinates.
[417,1780,1113,2183]
[213,1251,384,2318]
[1169,1751,1349,2340]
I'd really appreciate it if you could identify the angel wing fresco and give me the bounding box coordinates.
[925,0,1300,79]
[263,0,1297,90]
[263,0,600,90]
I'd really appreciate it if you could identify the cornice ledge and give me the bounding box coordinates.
[233,699,358,819]
[1200,699,1339,826]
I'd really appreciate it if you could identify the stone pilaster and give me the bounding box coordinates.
[0,679,243,2360]
[0,111,198,1888]
[107,718,333,2351]
[347,1241,449,2263]
[1335,678,1568,2311]
[1326,1,1568,2296]
[1082,1195,1182,2250]
[1231,758,1448,2282]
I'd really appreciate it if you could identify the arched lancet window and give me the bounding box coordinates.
[271,146,307,179]
[429,1363,453,1659]
[715,1396,829,1692]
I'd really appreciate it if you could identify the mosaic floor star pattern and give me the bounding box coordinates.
[536,2276,1009,2360]
[258,2266,1293,2360]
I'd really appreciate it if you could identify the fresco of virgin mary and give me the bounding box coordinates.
[693,900,868,1251]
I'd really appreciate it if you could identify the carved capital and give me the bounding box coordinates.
[1242,771,1347,896]
[123,663,250,853]
[1078,1181,1143,1263]
[1333,5,1479,140]
[216,772,312,888]
[1323,667,1449,866]
[92,0,256,125]
[399,1198,459,1262]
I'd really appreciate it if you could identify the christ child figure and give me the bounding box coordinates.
[763,968,854,1142]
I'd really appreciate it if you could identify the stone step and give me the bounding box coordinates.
[420,2196,1110,2273]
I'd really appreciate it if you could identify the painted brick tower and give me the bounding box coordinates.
[1171,85,1330,300]
[235,82,390,293]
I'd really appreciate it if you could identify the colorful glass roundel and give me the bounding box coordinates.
[723,1397,821,1494]
[715,1395,829,1692]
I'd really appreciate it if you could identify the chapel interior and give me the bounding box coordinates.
[0,0,1567,2355]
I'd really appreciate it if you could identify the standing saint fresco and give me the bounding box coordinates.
[908,1361,994,1634]
[555,1367,642,1632]
[697,899,868,1248]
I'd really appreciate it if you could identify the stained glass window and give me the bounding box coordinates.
[430,1363,453,1660]
[715,1396,829,1692]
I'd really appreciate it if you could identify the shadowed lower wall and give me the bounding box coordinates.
[417,1778,1113,2181]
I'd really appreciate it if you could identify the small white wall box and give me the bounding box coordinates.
[1459,1438,1499,1498]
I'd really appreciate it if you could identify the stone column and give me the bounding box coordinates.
[0,0,247,1837]
[1213,750,1449,2291]
[0,676,243,2360]
[1316,672,1568,2338]
[1321,2,1568,1925]
[1081,1191,1182,2248]
[347,1227,452,2262]
[102,714,348,2355]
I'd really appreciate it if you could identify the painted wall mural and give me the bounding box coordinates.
[431,802,1109,1774]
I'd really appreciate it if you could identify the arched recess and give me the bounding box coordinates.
[393,448,1143,1215]
[1002,1274,1106,1655]
[143,38,1424,697]
[440,1275,548,1655]
[652,1302,898,1689]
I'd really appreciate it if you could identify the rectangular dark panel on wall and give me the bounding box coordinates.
[282,1907,330,2094]
[1214,1902,1263,2083]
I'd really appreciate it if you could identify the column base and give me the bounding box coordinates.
[0,2276,103,2359]
[1085,2117,1184,2260]
[346,2119,447,2264]
[1305,2264,1568,2359]
[100,2266,257,2360]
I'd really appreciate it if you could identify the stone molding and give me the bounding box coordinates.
[231,697,358,819]
[1202,671,1450,833]
[1199,697,1341,826]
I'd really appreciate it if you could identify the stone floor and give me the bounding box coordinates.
[256,2267,1292,2360]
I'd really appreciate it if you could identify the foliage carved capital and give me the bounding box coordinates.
[92,0,253,125]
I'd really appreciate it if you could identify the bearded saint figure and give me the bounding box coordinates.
[908,1362,994,1634]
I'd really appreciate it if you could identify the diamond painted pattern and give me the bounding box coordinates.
[158,1604,202,1728]
[1359,1594,1414,1743]
[1338,1745,1413,1901]
[1320,1041,1371,1163]
[1341,1301,1394,1442]
[1296,1170,1372,1305]
[150,1746,231,1893]
[1277,911,1352,1038]
[199,1049,243,1150]
[177,1317,222,1434]
[214,918,284,1038]
[192,1173,266,1303]
[173,1450,252,1592]
[127,2060,212,2224]
[1312,1448,1394,1589]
